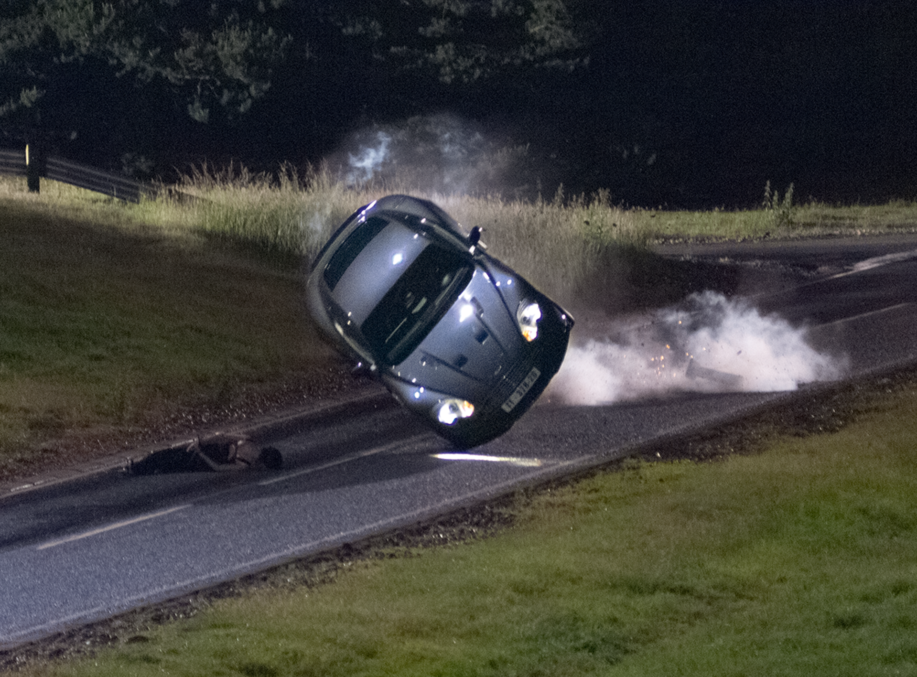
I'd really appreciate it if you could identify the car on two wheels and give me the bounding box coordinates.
[306,195,574,448]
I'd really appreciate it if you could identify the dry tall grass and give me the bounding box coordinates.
[143,167,645,303]
[439,188,642,300]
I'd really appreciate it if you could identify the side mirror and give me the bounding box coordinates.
[469,226,484,251]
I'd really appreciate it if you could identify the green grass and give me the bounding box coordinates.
[3,169,917,478]
[25,375,917,676]
[4,170,917,673]
[0,185,337,478]
[632,199,917,241]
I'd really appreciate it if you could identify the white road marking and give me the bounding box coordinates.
[745,248,917,306]
[33,434,433,548]
[815,302,916,329]
[851,248,917,273]
[432,453,544,467]
[37,505,191,551]
[258,435,430,487]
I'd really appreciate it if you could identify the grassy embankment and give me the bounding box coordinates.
[0,175,341,479]
[1,172,647,479]
[2,171,917,480]
[22,370,917,676]
[3,171,917,673]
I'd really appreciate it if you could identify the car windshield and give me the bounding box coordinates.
[362,244,473,366]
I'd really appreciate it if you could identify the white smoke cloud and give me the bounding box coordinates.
[326,114,538,197]
[549,291,844,405]
[300,202,333,253]
[346,131,392,185]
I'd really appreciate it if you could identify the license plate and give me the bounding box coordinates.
[501,366,541,413]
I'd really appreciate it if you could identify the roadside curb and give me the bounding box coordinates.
[651,231,917,258]
[0,389,392,500]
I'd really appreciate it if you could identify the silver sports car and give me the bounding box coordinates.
[306,195,574,448]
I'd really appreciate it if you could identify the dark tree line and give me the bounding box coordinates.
[1,1,290,163]
[1,0,587,163]
[2,0,916,206]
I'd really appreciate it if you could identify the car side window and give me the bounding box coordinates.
[323,216,389,291]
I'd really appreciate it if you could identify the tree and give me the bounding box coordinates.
[0,0,290,154]
[334,0,593,85]
[0,0,599,176]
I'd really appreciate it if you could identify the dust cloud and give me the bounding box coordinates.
[549,291,844,405]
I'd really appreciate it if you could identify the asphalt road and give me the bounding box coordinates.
[2,235,917,649]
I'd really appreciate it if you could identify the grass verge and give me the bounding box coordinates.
[632,199,917,241]
[2,169,917,479]
[0,188,340,480]
[0,173,672,479]
[18,367,917,676]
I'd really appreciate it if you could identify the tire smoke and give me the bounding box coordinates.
[549,291,844,405]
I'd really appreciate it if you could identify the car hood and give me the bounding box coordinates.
[384,268,523,395]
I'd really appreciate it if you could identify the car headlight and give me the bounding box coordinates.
[516,301,542,342]
[435,399,475,425]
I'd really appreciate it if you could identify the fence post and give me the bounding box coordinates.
[26,143,41,193]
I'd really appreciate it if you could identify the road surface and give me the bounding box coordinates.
[2,235,916,648]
